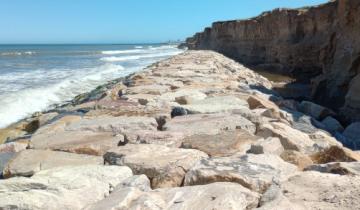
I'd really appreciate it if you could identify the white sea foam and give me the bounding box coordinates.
[1,51,36,56]
[0,44,184,128]
[149,45,178,50]
[101,49,145,55]
[135,46,143,49]
[101,51,181,62]
[0,63,127,128]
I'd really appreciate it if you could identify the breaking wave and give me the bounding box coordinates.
[101,51,181,62]
[0,64,126,128]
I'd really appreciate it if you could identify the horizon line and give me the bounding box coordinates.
[0,42,184,46]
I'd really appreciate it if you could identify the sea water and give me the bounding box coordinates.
[0,44,183,128]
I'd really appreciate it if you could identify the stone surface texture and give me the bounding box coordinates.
[0,50,359,209]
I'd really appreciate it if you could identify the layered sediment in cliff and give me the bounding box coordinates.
[186,0,360,122]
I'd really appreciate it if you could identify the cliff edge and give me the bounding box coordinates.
[186,0,360,122]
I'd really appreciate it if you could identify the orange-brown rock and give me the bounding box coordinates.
[186,0,360,122]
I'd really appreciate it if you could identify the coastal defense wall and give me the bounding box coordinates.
[186,0,360,122]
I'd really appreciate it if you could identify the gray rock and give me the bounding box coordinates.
[171,106,188,118]
[184,154,297,193]
[256,122,315,153]
[0,165,133,210]
[181,130,259,157]
[87,182,260,210]
[104,144,208,188]
[322,116,344,133]
[3,149,103,178]
[248,137,284,155]
[181,95,249,114]
[281,108,325,134]
[299,101,335,120]
[278,171,360,210]
[114,174,151,192]
[164,113,256,137]
[343,122,360,149]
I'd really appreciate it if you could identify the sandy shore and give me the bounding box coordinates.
[0,50,360,209]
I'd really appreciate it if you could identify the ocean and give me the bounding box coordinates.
[0,44,183,128]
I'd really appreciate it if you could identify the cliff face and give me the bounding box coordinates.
[186,0,360,122]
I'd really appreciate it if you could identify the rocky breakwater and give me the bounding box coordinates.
[185,0,360,124]
[1,50,360,209]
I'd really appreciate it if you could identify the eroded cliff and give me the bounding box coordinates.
[186,0,360,122]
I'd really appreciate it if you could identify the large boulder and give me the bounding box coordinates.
[180,95,249,114]
[256,122,315,153]
[163,113,256,136]
[2,149,103,178]
[87,182,260,210]
[184,154,297,193]
[248,137,284,155]
[343,122,360,149]
[122,130,185,148]
[280,108,325,134]
[64,116,158,133]
[263,171,360,210]
[30,115,159,156]
[321,116,344,133]
[158,88,207,103]
[104,144,208,188]
[0,165,133,210]
[31,131,123,156]
[181,130,259,157]
[298,101,335,120]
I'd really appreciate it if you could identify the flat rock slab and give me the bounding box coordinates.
[31,130,123,156]
[0,165,133,210]
[181,130,259,157]
[64,116,158,133]
[248,137,284,155]
[164,113,256,137]
[87,182,260,210]
[104,144,208,188]
[278,171,360,210]
[3,149,103,178]
[30,115,159,156]
[122,130,185,148]
[185,154,297,193]
[158,88,207,103]
[180,95,249,114]
[257,122,315,153]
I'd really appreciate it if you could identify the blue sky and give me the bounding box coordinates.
[0,0,328,44]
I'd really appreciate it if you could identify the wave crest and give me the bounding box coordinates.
[101,51,181,62]
[1,51,36,56]
[0,63,125,128]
